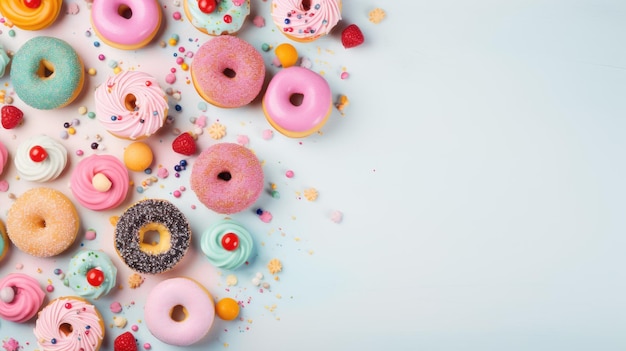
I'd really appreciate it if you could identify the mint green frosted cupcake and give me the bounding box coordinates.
[66,250,117,300]
[201,219,255,270]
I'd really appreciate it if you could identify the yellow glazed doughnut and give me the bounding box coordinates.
[0,0,62,31]
[6,188,80,258]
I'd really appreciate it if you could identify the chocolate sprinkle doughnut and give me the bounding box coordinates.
[115,199,191,274]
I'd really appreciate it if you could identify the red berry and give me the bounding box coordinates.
[172,132,197,156]
[24,0,41,9]
[1,105,24,129]
[224,14,232,24]
[114,332,138,351]
[86,268,104,287]
[221,233,239,251]
[341,24,365,49]
[29,146,48,162]
[198,0,216,14]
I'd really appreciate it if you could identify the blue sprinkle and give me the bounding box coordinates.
[256,208,263,215]
[94,41,100,47]
[145,168,152,174]
[315,4,320,9]
[179,159,188,167]
[111,115,117,121]
[51,338,57,344]
[153,111,158,115]
[284,18,291,24]
[136,187,144,193]
[175,105,182,112]
[54,268,62,275]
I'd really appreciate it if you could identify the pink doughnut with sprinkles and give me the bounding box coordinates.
[191,143,264,214]
[191,36,265,108]
[271,0,342,42]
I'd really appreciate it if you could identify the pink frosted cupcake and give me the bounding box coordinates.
[0,273,45,323]
[70,154,130,211]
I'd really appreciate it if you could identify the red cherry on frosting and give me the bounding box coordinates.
[29,145,48,162]
[86,268,105,287]
[198,0,217,14]
[221,233,239,251]
[24,0,41,8]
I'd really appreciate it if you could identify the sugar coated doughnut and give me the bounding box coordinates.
[271,0,342,42]
[184,0,250,35]
[0,220,8,261]
[191,36,265,108]
[0,140,8,176]
[66,250,118,300]
[263,66,332,137]
[201,219,255,270]
[7,187,79,258]
[95,70,168,140]
[91,0,162,50]
[10,36,84,110]
[115,199,191,274]
[191,143,264,214]
[0,273,45,323]
[144,277,215,346]
[70,154,130,211]
[14,134,68,182]
[0,0,62,31]
[34,297,105,351]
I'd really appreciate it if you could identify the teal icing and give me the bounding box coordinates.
[0,44,9,77]
[10,36,82,110]
[201,219,254,270]
[66,250,117,300]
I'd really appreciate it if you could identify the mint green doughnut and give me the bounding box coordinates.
[10,36,84,110]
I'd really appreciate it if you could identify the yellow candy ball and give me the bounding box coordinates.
[123,142,153,172]
[215,297,240,321]
[275,43,298,68]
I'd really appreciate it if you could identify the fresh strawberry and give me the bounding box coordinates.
[1,105,24,129]
[341,24,365,49]
[172,132,197,156]
[114,332,137,351]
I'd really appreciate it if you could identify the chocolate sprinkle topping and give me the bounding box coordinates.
[115,199,191,274]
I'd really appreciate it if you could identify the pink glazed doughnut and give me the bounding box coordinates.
[144,277,215,346]
[90,0,162,50]
[191,143,264,214]
[262,66,332,138]
[70,154,130,211]
[191,36,265,108]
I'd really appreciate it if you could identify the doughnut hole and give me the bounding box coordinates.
[37,59,55,79]
[289,93,304,106]
[170,304,188,322]
[118,4,133,19]
[59,322,73,336]
[217,171,232,182]
[138,223,171,255]
[124,94,137,111]
[222,68,236,79]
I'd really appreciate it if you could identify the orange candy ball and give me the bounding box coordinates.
[215,297,240,320]
[275,43,298,68]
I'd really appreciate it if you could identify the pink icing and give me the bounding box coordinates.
[95,70,168,140]
[144,278,214,346]
[91,0,161,48]
[191,36,265,108]
[0,273,45,323]
[70,154,130,211]
[34,298,104,351]
[262,66,332,137]
[271,0,342,40]
[0,141,7,175]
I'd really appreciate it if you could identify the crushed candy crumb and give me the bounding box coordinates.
[369,8,386,24]
[267,258,282,275]
[128,273,144,289]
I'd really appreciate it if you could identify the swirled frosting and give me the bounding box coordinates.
[0,140,8,175]
[0,0,62,31]
[0,44,10,77]
[66,250,117,300]
[95,70,168,140]
[200,219,254,270]
[0,273,45,323]
[70,154,129,211]
[14,135,67,182]
[34,297,104,351]
[186,0,250,35]
[271,0,342,40]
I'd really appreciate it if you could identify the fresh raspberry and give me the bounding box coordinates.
[341,24,365,49]
[114,332,137,351]
[1,105,24,129]
[172,132,197,156]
